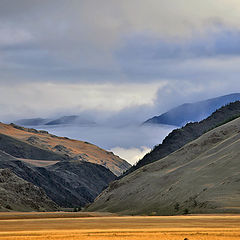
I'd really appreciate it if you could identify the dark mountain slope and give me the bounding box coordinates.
[0,150,116,208]
[124,101,240,176]
[87,117,240,215]
[144,93,240,126]
[0,121,120,208]
[0,168,58,212]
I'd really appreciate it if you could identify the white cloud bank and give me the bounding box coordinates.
[110,146,151,165]
[0,81,167,120]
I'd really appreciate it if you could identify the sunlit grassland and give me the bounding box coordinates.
[0,213,239,240]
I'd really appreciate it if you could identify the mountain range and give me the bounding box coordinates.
[144,93,240,126]
[1,96,240,214]
[87,103,240,215]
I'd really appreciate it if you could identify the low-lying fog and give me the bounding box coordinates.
[33,123,175,165]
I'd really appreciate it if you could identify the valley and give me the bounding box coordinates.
[2,2,240,239]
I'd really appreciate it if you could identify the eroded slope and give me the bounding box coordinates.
[0,168,58,211]
[0,122,130,176]
[0,150,116,208]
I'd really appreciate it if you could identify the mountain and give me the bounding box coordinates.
[0,133,70,161]
[124,101,240,176]
[0,168,58,212]
[15,115,95,126]
[144,93,240,126]
[15,118,50,126]
[45,115,95,125]
[0,122,131,176]
[0,122,130,209]
[87,116,240,215]
[0,149,116,208]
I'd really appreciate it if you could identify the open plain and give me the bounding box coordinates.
[0,212,239,240]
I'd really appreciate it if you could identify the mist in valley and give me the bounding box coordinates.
[24,122,175,165]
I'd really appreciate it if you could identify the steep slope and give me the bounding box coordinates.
[144,93,240,126]
[124,101,240,176]
[0,122,130,176]
[87,117,240,215]
[0,150,116,207]
[0,168,58,212]
[0,133,69,161]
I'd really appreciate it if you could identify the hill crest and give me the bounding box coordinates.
[0,122,131,176]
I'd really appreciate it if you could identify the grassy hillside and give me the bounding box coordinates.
[87,116,240,215]
[124,101,240,176]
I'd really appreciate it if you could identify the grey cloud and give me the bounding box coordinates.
[1,0,240,122]
[1,0,240,84]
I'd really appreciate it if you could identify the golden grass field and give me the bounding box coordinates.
[0,212,239,240]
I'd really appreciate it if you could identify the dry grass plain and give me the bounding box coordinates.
[0,212,239,240]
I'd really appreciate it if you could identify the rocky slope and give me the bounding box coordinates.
[144,93,240,126]
[0,122,131,176]
[0,168,58,211]
[124,101,240,176]
[0,121,120,209]
[0,150,116,208]
[87,117,240,215]
[0,133,69,161]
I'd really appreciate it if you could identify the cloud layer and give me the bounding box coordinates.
[1,0,240,86]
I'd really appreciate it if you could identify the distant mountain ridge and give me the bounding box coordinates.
[14,118,50,126]
[123,101,240,176]
[15,115,95,126]
[144,93,240,126]
[45,115,95,125]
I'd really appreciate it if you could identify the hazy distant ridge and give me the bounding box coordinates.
[144,93,240,126]
[15,115,96,126]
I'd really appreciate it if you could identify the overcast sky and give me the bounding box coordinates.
[1,1,240,163]
[1,0,240,120]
